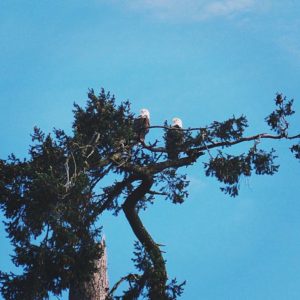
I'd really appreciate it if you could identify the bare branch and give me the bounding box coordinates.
[148,190,168,196]
[108,273,141,297]
[147,125,203,131]
[198,132,298,152]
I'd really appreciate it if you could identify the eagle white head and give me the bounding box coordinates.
[172,117,183,128]
[140,108,150,120]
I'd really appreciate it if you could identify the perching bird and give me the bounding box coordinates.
[133,108,150,142]
[165,117,184,160]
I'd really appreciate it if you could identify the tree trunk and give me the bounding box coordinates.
[123,176,169,300]
[69,240,109,300]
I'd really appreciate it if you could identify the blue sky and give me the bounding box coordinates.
[1,1,300,299]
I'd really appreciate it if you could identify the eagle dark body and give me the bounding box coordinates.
[133,116,150,142]
[166,125,184,160]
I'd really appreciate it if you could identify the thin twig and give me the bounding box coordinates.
[148,190,168,196]
[108,274,140,297]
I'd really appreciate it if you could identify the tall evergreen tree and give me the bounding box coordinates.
[0,89,299,299]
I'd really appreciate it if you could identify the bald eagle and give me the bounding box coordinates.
[133,108,150,143]
[165,118,184,160]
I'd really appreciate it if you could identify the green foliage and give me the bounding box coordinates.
[291,143,300,160]
[210,115,248,141]
[157,169,189,204]
[204,146,278,197]
[0,131,102,299]
[265,93,295,136]
[0,89,298,299]
[118,242,185,300]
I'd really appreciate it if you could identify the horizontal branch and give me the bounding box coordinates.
[141,141,166,153]
[147,125,203,132]
[141,131,300,154]
[148,125,300,139]
[197,132,300,152]
[148,190,168,196]
[288,133,300,139]
[148,152,203,174]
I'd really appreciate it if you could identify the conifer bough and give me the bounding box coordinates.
[0,90,299,299]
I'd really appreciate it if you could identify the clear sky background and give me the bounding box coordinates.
[1,1,300,299]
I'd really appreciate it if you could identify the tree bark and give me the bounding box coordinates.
[69,240,109,300]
